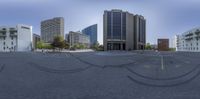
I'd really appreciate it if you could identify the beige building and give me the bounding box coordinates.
[41,17,64,43]
[103,9,146,51]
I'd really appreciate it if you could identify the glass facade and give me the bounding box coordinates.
[82,24,97,45]
[104,10,146,51]
[112,12,121,39]
[107,12,111,39]
[106,12,126,40]
[122,12,126,40]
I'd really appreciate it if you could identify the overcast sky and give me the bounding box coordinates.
[0,0,200,45]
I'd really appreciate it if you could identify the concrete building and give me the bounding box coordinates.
[33,34,40,49]
[41,17,64,43]
[103,9,146,51]
[150,44,158,50]
[0,24,32,52]
[176,27,200,52]
[65,33,69,41]
[82,24,97,46]
[157,39,169,51]
[67,31,90,48]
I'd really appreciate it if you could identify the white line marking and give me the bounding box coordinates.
[161,55,164,70]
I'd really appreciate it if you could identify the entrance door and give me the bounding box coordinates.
[113,43,120,50]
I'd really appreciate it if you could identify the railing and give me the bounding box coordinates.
[185,33,193,37]
[0,30,6,33]
[9,28,17,33]
[10,33,17,37]
[195,29,200,35]
[195,35,200,40]
[185,37,193,40]
[0,33,6,37]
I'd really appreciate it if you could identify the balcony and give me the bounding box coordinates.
[195,35,200,40]
[0,33,6,37]
[195,29,200,35]
[185,37,193,41]
[0,29,6,34]
[9,28,17,32]
[185,32,193,37]
[10,33,17,37]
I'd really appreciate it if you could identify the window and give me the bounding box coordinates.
[3,42,5,45]
[112,12,121,39]
[21,26,30,30]
[107,12,111,39]
[11,42,13,45]
[122,12,126,40]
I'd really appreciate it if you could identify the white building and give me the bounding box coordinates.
[176,27,200,52]
[0,24,33,52]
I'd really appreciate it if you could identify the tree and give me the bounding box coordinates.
[44,44,53,49]
[36,41,45,49]
[145,43,152,50]
[91,42,100,50]
[51,36,66,50]
[64,42,70,49]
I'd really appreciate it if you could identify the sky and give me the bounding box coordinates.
[0,0,200,46]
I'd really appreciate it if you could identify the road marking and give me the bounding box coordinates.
[161,55,164,70]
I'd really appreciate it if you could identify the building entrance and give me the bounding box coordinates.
[107,42,126,50]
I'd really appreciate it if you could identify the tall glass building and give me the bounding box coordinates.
[103,9,146,51]
[82,24,97,46]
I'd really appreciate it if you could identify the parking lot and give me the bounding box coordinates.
[0,51,200,99]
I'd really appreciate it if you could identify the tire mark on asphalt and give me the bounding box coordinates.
[102,62,136,69]
[28,62,91,74]
[66,52,136,69]
[0,64,5,72]
[127,64,200,87]
[127,68,200,87]
[29,53,136,74]
[125,64,199,80]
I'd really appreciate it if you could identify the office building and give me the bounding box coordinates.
[82,24,97,46]
[150,44,158,50]
[103,9,146,51]
[41,17,64,43]
[0,24,32,52]
[158,39,169,51]
[65,33,69,41]
[33,34,40,49]
[68,31,90,48]
[176,27,200,52]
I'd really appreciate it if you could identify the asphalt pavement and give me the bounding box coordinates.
[0,51,200,99]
